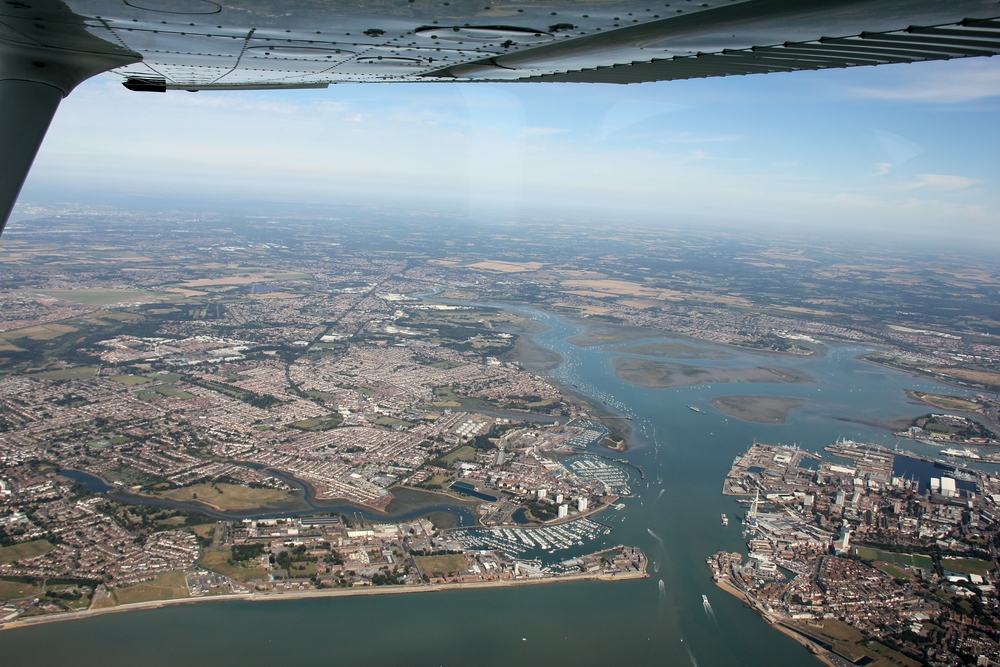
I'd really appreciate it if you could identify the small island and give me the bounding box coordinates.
[611,357,814,389]
[710,395,808,424]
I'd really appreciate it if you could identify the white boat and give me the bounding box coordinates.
[721,514,729,527]
[688,405,702,413]
[702,595,709,605]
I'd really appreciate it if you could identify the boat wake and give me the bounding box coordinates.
[646,528,664,547]
[703,596,716,622]
[680,638,698,667]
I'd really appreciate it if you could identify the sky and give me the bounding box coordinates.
[17,55,1000,242]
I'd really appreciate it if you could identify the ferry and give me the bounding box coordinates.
[721,514,729,527]
[688,405,702,413]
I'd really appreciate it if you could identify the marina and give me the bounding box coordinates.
[561,455,633,496]
[450,517,612,559]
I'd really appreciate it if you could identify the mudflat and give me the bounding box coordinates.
[711,395,808,424]
[612,341,733,360]
[566,324,664,347]
[502,329,562,373]
[612,357,814,389]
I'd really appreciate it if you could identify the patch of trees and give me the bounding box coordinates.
[230,543,265,564]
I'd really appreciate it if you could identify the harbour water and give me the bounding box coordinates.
[1,308,990,666]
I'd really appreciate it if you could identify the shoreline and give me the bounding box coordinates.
[712,578,835,667]
[863,355,1000,395]
[558,313,826,359]
[74,467,479,524]
[498,308,634,449]
[1,569,647,633]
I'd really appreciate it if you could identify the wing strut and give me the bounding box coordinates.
[0,39,139,232]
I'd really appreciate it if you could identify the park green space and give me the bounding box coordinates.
[0,579,43,600]
[114,571,189,605]
[29,366,97,380]
[875,563,910,580]
[0,539,55,564]
[786,619,920,667]
[288,562,317,577]
[156,483,294,511]
[136,384,195,400]
[38,288,164,305]
[437,445,477,466]
[306,389,340,402]
[290,414,344,431]
[45,583,92,609]
[431,385,462,407]
[942,556,994,576]
[413,554,468,575]
[429,360,464,369]
[199,547,267,581]
[374,416,414,428]
[2,323,78,342]
[853,547,933,570]
[110,374,154,386]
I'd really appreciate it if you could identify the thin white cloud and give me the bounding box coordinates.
[872,129,924,166]
[872,162,893,176]
[600,100,686,139]
[525,127,569,136]
[902,174,983,191]
[666,132,743,143]
[848,59,1000,103]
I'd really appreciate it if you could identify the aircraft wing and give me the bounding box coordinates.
[15,0,1000,90]
[2,0,1000,227]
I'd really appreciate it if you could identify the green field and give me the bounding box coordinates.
[30,367,97,380]
[137,384,195,401]
[876,563,910,580]
[151,384,194,398]
[942,557,995,576]
[290,414,343,431]
[288,561,317,577]
[149,372,183,382]
[431,385,462,407]
[0,579,43,600]
[0,540,55,564]
[413,554,468,575]
[114,571,189,605]
[787,620,920,667]
[200,547,268,582]
[438,445,477,466]
[157,483,294,511]
[110,374,154,386]
[39,288,161,305]
[909,391,982,412]
[854,548,933,570]
[429,360,464,369]
[374,416,414,428]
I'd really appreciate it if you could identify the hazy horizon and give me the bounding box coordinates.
[12,55,1000,244]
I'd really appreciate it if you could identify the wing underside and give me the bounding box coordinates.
[3,1,997,91]
[521,19,1000,83]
